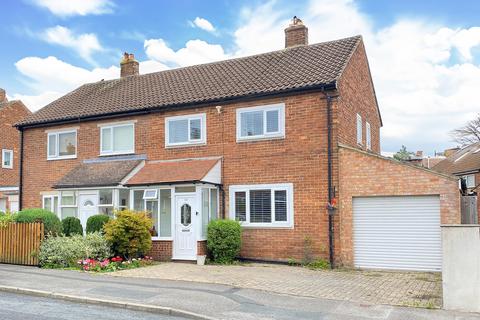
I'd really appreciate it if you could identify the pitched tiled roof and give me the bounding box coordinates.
[54,159,142,188]
[433,142,480,175]
[125,158,220,186]
[17,36,362,127]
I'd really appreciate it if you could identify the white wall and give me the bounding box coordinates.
[442,225,480,312]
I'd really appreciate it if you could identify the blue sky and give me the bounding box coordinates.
[1,0,480,155]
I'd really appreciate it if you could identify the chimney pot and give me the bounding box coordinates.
[285,16,308,48]
[120,52,139,77]
[0,88,7,103]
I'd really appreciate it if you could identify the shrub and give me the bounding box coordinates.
[207,220,242,264]
[103,210,152,259]
[62,217,83,236]
[0,212,16,228]
[86,214,110,234]
[15,208,62,236]
[38,232,111,268]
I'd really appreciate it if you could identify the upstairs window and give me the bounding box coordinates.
[229,183,293,228]
[461,175,476,188]
[236,103,285,141]
[356,114,362,145]
[165,114,206,147]
[2,149,13,169]
[47,130,77,160]
[366,122,371,150]
[100,122,135,155]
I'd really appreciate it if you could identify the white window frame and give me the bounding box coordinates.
[366,121,371,150]
[47,130,77,160]
[2,149,13,169]
[356,114,363,145]
[165,113,207,147]
[461,174,476,188]
[42,194,59,217]
[143,189,158,200]
[229,183,294,228]
[99,122,135,156]
[236,103,285,142]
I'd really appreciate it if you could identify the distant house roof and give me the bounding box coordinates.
[53,159,142,188]
[16,36,362,128]
[125,158,221,186]
[433,142,480,175]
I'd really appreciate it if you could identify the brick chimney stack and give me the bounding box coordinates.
[0,88,7,103]
[416,151,423,158]
[120,52,139,77]
[285,16,308,48]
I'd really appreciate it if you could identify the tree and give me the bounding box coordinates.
[393,145,414,161]
[450,114,480,146]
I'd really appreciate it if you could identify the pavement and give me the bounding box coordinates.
[0,263,478,320]
[113,262,442,308]
[0,291,185,320]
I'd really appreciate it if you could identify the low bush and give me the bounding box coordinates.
[15,208,62,236]
[0,212,16,228]
[207,220,242,264]
[103,210,152,259]
[86,214,110,234]
[62,217,83,236]
[38,232,111,268]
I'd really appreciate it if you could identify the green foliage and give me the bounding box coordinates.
[15,208,62,236]
[207,219,242,264]
[0,212,16,228]
[305,259,330,270]
[86,214,110,234]
[62,217,83,236]
[103,210,152,259]
[302,236,314,265]
[393,145,414,161]
[38,232,111,268]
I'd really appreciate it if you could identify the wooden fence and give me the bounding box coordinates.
[0,223,44,266]
[461,196,478,224]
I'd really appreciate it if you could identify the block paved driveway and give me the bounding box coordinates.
[111,263,442,308]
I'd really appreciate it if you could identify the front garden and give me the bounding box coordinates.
[0,208,155,272]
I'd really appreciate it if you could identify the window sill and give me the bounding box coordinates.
[1,166,13,169]
[47,156,77,161]
[165,142,206,149]
[236,135,285,143]
[99,151,135,157]
[239,224,294,229]
[152,237,173,241]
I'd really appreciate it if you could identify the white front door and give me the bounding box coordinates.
[173,195,197,260]
[79,193,98,231]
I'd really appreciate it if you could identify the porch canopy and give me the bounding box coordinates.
[124,158,221,186]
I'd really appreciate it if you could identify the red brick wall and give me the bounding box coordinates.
[337,146,460,267]
[337,40,381,154]
[0,101,31,187]
[197,240,207,256]
[149,241,172,261]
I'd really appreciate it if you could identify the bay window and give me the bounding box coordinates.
[165,114,206,147]
[236,103,285,141]
[98,189,114,217]
[60,191,77,219]
[47,130,77,160]
[100,122,135,155]
[201,188,219,238]
[230,183,293,228]
[43,195,59,216]
[131,188,172,238]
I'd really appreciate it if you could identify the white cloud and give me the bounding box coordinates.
[190,17,216,33]
[42,26,103,64]
[144,38,228,67]
[12,56,168,111]
[31,0,114,17]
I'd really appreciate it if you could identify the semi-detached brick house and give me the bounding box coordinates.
[16,18,460,270]
[0,89,32,212]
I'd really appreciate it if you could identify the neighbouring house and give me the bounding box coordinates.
[0,89,32,212]
[15,17,460,271]
[404,150,446,169]
[433,143,480,221]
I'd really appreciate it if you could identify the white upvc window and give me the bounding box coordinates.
[2,149,13,169]
[366,121,371,150]
[42,195,59,216]
[461,174,476,188]
[236,103,285,141]
[229,183,294,228]
[165,113,206,147]
[98,189,114,217]
[60,191,77,220]
[356,114,362,145]
[143,189,158,200]
[47,130,77,160]
[100,122,135,155]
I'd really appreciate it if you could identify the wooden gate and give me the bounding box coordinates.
[0,223,44,266]
[461,196,478,224]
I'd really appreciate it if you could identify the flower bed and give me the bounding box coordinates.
[77,256,154,272]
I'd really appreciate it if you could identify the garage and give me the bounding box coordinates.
[353,195,442,271]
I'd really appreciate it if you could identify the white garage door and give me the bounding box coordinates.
[353,195,441,271]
